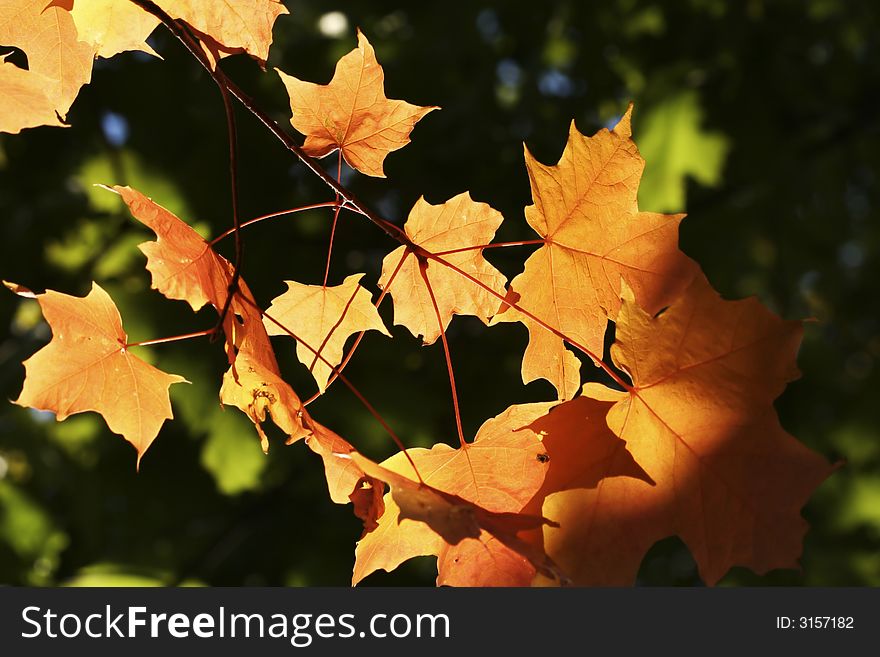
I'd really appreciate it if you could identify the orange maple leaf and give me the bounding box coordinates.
[112,185,265,360]
[277,30,438,177]
[351,407,558,586]
[493,105,698,399]
[112,185,308,449]
[0,0,95,120]
[154,0,288,64]
[0,59,66,134]
[378,192,507,344]
[492,397,656,586]
[539,274,836,585]
[264,274,390,393]
[422,399,650,586]
[65,0,161,59]
[8,281,186,466]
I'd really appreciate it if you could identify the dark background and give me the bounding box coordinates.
[1,0,877,586]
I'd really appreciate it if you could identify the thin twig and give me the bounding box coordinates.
[210,201,343,245]
[433,239,545,257]
[125,327,216,348]
[418,259,467,448]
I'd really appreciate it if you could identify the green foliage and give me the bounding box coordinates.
[636,90,729,212]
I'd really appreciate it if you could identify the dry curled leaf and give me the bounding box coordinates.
[112,185,308,447]
[304,420,386,534]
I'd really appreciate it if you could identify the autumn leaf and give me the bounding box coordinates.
[493,105,698,399]
[264,274,390,393]
[0,0,95,119]
[378,192,507,344]
[0,59,66,134]
[164,0,287,64]
[112,185,308,447]
[277,30,438,177]
[112,185,260,358]
[489,398,650,501]
[441,399,651,585]
[113,186,232,314]
[113,185,273,360]
[496,397,656,586]
[66,0,161,59]
[8,281,186,466]
[540,274,836,585]
[218,349,310,453]
[352,407,558,586]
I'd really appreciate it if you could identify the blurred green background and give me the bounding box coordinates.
[1,0,878,586]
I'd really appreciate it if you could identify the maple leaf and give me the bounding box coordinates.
[351,407,558,586]
[437,399,651,585]
[8,281,186,466]
[493,397,655,586]
[540,274,836,585]
[65,0,161,59]
[493,105,698,399]
[264,274,390,393]
[112,185,262,359]
[0,59,66,134]
[154,0,288,64]
[0,0,95,119]
[378,192,507,344]
[113,186,233,314]
[277,30,438,177]
[112,185,308,448]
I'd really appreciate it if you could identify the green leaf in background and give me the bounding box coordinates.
[636,90,729,212]
[200,410,268,496]
[62,562,205,587]
[0,480,68,585]
[77,150,192,220]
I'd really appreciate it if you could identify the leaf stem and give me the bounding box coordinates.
[418,260,467,448]
[209,201,342,245]
[323,151,344,287]
[124,328,216,349]
[433,239,546,257]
